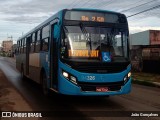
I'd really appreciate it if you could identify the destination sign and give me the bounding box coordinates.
[68,50,99,58]
[65,11,120,23]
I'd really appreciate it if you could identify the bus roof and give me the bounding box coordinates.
[71,8,121,14]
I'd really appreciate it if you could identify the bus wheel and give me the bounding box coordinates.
[42,73,50,96]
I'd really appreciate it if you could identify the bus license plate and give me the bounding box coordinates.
[96,87,109,92]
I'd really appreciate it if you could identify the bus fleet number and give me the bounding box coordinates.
[86,76,95,80]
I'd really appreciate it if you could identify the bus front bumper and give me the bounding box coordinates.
[58,75,131,96]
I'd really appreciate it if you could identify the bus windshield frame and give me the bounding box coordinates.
[60,10,129,63]
[61,22,129,63]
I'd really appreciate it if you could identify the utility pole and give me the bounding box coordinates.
[8,35,13,41]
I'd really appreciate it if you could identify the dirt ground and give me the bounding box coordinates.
[0,70,40,120]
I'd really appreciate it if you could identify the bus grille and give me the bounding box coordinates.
[78,81,124,92]
[77,65,125,73]
[73,62,129,73]
[62,59,130,73]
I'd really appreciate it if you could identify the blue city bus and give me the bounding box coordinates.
[16,8,131,96]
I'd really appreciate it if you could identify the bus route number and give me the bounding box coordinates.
[81,16,105,22]
[92,16,104,22]
[86,76,95,80]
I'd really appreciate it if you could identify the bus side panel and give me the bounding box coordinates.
[16,54,21,72]
[16,54,26,72]
[29,53,41,83]
[40,52,50,87]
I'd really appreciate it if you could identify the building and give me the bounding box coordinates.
[130,30,160,73]
[130,30,160,46]
[0,46,2,51]
[2,40,13,52]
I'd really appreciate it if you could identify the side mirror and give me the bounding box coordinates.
[53,25,60,39]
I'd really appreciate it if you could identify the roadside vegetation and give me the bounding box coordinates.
[132,72,160,87]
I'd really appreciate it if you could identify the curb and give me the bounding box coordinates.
[132,79,160,88]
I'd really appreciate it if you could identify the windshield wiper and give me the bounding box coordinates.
[107,33,112,54]
[63,26,68,34]
[79,23,92,50]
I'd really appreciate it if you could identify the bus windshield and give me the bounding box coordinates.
[61,25,129,62]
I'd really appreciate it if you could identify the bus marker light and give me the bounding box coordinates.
[70,76,77,84]
[70,76,76,82]
[70,80,77,85]
[123,76,128,83]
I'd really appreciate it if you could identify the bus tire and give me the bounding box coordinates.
[42,72,50,96]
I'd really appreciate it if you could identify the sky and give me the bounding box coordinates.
[0,0,160,46]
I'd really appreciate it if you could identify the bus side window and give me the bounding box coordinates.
[34,32,37,52]
[20,39,23,53]
[42,38,49,51]
[30,33,35,53]
[35,30,41,52]
[24,38,26,53]
[30,35,32,52]
[18,41,20,54]
[16,41,18,54]
[16,41,19,54]
[42,25,49,51]
[19,40,20,54]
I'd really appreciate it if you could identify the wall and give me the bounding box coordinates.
[130,30,150,46]
[150,30,160,45]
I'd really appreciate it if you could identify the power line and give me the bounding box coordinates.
[120,0,145,10]
[74,0,91,8]
[88,0,108,8]
[84,0,114,9]
[121,0,157,13]
[127,4,160,18]
[85,0,99,8]
[67,0,80,8]
[96,0,116,9]
[128,9,160,22]
[80,0,91,8]
[120,0,144,12]
[71,0,83,8]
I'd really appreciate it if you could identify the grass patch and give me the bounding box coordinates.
[132,72,160,83]
[132,79,157,87]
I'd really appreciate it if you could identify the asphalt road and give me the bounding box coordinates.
[0,56,160,120]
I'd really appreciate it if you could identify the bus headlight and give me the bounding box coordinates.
[128,72,131,78]
[62,70,77,85]
[123,72,131,84]
[62,71,69,78]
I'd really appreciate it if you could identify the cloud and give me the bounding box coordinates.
[129,26,160,34]
[0,0,160,42]
[129,16,160,26]
[0,0,67,15]
[4,13,51,24]
[1,0,160,23]
[0,0,71,24]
